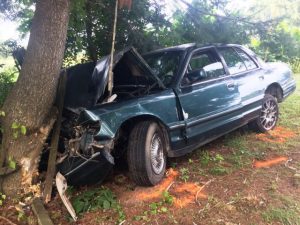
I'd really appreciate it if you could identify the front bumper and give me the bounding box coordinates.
[57,149,114,186]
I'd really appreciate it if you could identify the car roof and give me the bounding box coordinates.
[144,43,244,55]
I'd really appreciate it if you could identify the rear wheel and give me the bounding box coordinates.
[127,121,166,186]
[250,94,279,132]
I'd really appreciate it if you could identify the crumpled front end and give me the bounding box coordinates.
[56,109,115,186]
[49,47,164,186]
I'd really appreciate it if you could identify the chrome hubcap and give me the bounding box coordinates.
[260,99,278,130]
[150,133,165,174]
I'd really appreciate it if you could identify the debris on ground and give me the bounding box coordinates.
[55,172,77,221]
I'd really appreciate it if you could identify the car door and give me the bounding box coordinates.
[176,48,242,149]
[217,46,265,123]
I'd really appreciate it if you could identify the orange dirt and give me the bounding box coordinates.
[119,168,179,204]
[253,156,288,168]
[255,126,296,143]
[170,182,207,208]
[117,168,207,209]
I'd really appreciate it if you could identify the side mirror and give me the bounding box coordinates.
[187,68,207,83]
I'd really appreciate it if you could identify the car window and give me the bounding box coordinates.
[234,47,258,70]
[189,54,211,70]
[182,50,225,85]
[143,51,184,87]
[219,47,247,74]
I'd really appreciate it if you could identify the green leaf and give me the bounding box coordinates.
[11,122,19,129]
[8,159,16,170]
[102,200,110,209]
[20,126,27,135]
[13,132,18,139]
[160,207,168,213]
[0,111,5,117]
[73,199,85,214]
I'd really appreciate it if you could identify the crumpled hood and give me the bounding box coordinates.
[63,47,164,110]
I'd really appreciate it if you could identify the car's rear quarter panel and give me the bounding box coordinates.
[263,62,296,98]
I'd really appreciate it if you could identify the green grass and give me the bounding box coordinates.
[262,207,300,225]
[179,167,190,182]
[262,194,300,225]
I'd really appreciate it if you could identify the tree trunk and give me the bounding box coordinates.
[0,0,70,196]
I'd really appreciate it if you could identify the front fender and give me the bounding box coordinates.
[78,89,179,142]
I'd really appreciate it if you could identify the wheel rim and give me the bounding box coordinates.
[260,99,278,130]
[150,133,165,175]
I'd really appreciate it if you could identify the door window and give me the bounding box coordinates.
[182,50,225,85]
[219,48,247,74]
[234,47,258,70]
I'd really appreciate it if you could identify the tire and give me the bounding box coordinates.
[249,94,279,133]
[127,121,167,186]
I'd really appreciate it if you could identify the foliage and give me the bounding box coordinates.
[72,187,125,222]
[2,0,300,66]
[288,57,300,73]
[0,67,16,107]
[7,156,17,169]
[179,167,190,182]
[0,192,6,206]
[65,0,170,61]
[161,0,255,47]
[134,191,173,221]
[11,121,27,138]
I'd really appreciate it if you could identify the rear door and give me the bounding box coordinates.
[176,48,242,148]
[218,46,265,122]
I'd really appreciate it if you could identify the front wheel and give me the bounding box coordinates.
[127,121,167,186]
[250,94,279,132]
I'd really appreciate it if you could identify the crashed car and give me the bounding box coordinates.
[56,43,296,186]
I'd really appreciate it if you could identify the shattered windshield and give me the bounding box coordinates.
[143,51,183,87]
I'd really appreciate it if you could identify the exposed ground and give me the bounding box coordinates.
[1,74,300,225]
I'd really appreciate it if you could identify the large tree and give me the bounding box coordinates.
[0,0,70,195]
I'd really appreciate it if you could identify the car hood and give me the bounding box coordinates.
[64,47,164,110]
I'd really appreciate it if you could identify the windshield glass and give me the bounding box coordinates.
[143,51,184,87]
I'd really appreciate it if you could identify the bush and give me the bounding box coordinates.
[288,57,300,74]
[0,68,17,107]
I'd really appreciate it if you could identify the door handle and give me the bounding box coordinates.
[258,75,264,80]
[226,81,235,90]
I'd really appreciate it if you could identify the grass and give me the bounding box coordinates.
[179,167,190,182]
[262,207,300,225]
[133,191,174,222]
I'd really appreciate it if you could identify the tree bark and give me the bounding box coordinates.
[0,0,70,196]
